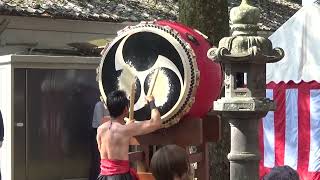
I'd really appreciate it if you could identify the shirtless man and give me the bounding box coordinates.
[96,90,162,180]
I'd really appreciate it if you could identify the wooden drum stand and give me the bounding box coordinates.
[129,113,221,180]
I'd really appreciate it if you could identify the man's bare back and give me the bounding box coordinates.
[96,95,161,161]
[97,120,130,160]
[96,90,161,179]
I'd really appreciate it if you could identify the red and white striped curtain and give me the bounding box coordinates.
[259,81,320,180]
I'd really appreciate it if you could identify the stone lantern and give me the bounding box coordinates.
[207,0,284,179]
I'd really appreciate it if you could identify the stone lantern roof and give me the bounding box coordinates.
[229,0,301,31]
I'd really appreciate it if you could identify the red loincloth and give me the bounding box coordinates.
[100,159,139,180]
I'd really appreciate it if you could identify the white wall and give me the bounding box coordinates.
[0,16,136,55]
[0,56,13,180]
[0,54,100,180]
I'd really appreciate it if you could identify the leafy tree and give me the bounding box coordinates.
[179,0,230,179]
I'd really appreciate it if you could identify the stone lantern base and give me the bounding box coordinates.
[214,97,275,112]
[214,98,275,180]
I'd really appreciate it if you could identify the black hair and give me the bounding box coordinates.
[263,165,300,180]
[106,90,129,118]
[150,145,190,180]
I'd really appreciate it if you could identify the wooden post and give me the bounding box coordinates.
[136,145,150,172]
[196,143,210,180]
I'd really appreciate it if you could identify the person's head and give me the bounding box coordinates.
[263,165,299,180]
[106,90,129,118]
[150,145,190,180]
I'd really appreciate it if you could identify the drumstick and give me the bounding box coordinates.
[119,63,137,123]
[129,81,136,121]
[147,68,160,96]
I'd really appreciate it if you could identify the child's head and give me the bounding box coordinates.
[263,165,299,180]
[150,145,190,180]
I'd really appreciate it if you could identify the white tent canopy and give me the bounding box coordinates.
[303,0,317,6]
[267,2,320,84]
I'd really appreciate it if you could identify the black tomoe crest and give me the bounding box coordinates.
[98,23,198,127]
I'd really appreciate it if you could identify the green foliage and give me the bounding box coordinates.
[179,0,230,179]
[178,0,229,46]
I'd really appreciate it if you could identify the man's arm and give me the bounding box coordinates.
[123,109,162,137]
[101,116,111,124]
[122,96,162,137]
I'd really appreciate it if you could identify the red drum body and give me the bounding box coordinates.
[98,20,222,127]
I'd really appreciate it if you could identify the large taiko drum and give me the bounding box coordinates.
[98,20,222,127]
